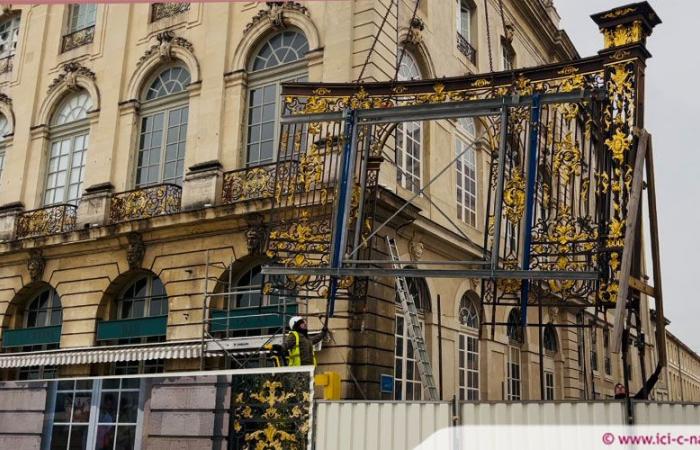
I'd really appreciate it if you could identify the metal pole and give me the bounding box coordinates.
[200,250,210,371]
[351,126,372,261]
[538,299,545,400]
[437,294,444,400]
[519,93,542,329]
[327,108,358,317]
[490,102,509,269]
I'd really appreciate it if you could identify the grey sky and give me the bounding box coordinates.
[557,0,699,351]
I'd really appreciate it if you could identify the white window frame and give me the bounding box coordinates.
[456,121,477,226]
[45,90,93,207]
[0,14,20,58]
[42,378,145,450]
[396,50,423,194]
[458,333,479,400]
[457,0,472,42]
[66,4,97,34]
[136,66,191,188]
[544,370,555,400]
[506,346,521,400]
[246,64,307,167]
[394,313,425,401]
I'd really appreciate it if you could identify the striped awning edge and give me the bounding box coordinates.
[0,343,210,368]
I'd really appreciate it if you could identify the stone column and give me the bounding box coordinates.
[76,183,114,228]
[0,202,23,241]
[181,160,223,211]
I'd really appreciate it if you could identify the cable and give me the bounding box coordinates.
[392,0,421,82]
[483,0,494,73]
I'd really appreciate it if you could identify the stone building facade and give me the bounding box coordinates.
[0,0,689,415]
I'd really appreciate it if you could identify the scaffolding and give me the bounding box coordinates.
[198,2,666,404]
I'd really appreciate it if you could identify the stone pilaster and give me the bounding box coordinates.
[76,183,114,228]
[181,160,223,211]
[0,202,23,241]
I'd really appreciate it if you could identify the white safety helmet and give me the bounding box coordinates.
[289,316,304,330]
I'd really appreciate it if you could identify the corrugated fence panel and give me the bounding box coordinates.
[314,402,451,450]
[316,401,700,449]
[632,402,700,425]
[460,402,625,426]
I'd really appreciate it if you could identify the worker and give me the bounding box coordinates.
[278,316,328,366]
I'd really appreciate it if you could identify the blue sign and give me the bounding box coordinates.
[380,374,394,394]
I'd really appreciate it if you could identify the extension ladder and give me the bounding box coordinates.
[386,236,439,401]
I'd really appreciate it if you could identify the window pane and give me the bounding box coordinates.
[95,425,115,450]
[115,425,136,450]
[50,425,70,450]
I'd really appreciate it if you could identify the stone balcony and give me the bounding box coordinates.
[221,160,297,205]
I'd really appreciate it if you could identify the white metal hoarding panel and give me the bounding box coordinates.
[632,402,700,425]
[314,402,451,450]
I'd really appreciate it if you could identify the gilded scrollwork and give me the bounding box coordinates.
[16,204,77,239]
[231,372,312,449]
[503,171,525,223]
[110,184,182,223]
[553,132,582,183]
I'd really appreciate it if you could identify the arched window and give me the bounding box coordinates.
[0,113,9,182]
[231,265,263,309]
[117,274,167,319]
[246,30,308,166]
[457,290,480,400]
[24,287,62,328]
[396,50,423,193]
[543,323,558,352]
[402,276,431,312]
[45,90,92,206]
[506,307,523,343]
[456,117,477,226]
[136,66,191,187]
[458,291,480,329]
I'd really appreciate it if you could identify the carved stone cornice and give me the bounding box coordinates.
[137,31,194,68]
[244,2,310,33]
[48,62,96,94]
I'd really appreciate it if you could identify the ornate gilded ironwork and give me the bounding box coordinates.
[222,161,297,204]
[61,26,95,52]
[16,204,77,239]
[150,3,190,22]
[230,371,312,450]
[109,184,182,223]
[603,21,643,49]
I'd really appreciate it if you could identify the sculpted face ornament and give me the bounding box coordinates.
[126,233,145,270]
[27,249,45,282]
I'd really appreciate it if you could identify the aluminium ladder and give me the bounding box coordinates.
[386,236,439,401]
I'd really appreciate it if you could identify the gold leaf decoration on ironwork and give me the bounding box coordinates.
[557,66,579,76]
[471,78,491,88]
[503,171,526,223]
[603,21,643,48]
[601,7,636,19]
[559,74,585,93]
[514,75,532,96]
[297,143,323,192]
[605,128,631,164]
[110,184,182,223]
[553,132,582,183]
[419,83,448,103]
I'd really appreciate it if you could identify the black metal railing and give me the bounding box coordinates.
[0,54,13,74]
[221,160,297,204]
[457,32,477,65]
[61,26,95,52]
[109,183,182,223]
[150,3,191,22]
[16,204,77,239]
